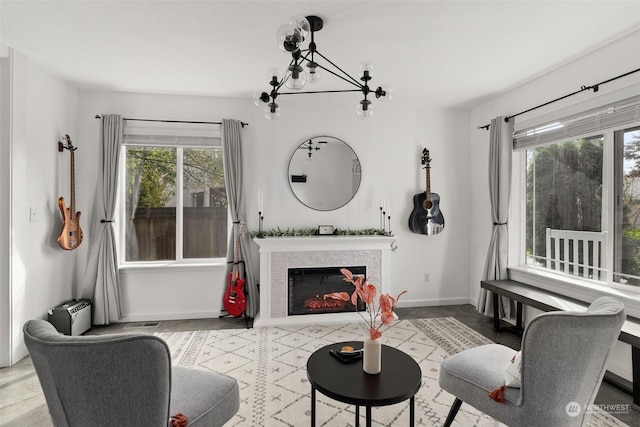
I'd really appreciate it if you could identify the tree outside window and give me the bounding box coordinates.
[525,136,604,270]
[617,127,640,285]
[124,145,227,261]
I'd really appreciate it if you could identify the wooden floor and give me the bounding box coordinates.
[1,304,638,427]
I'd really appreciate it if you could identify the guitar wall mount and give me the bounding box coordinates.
[58,135,77,153]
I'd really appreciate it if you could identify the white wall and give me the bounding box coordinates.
[76,90,471,321]
[5,27,637,372]
[468,29,640,300]
[468,29,640,381]
[2,49,79,365]
[0,47,11,367]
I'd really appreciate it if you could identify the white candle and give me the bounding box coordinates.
[261,193,264,213]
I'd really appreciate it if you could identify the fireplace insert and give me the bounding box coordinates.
[288,266,366,316]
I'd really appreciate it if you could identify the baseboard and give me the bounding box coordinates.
[607,358,633,383]
[118,310,220,323]
[396,297,473,308]
[118,299,474,323]
[603,371,633,396]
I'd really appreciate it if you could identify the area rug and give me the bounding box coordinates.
[156,318,628,427]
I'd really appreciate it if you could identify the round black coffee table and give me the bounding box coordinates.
[306,341,422,427]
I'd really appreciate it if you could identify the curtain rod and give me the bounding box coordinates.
[477,67,640,130]
[94,115,248,128]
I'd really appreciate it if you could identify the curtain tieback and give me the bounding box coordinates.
[100,219,114,223]
[493,222,507,226]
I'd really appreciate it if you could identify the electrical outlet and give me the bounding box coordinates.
[423,272,430,282]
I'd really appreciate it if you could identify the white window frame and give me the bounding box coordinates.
[508,91,640,318]
[117,121,229,269]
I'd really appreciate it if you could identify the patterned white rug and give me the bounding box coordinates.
[156,318,628,427]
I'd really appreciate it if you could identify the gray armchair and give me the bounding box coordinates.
[439,296,625,427]
[23,320,239,427]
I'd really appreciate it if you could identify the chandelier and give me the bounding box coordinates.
[299,138,327,160]
[253,15,392,120]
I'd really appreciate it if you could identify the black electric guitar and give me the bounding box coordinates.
[408,148,445,235]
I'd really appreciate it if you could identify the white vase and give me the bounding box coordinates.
[363,337,382,374]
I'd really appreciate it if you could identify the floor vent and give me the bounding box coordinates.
[124,322,160,329]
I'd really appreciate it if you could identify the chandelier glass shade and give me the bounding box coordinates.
[253,15,392,120]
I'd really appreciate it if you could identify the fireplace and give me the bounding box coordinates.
[288,266,366,316]
[253,235,396,327]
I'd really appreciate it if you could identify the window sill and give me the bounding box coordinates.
[119,260,227,273]
[508,265,640,319]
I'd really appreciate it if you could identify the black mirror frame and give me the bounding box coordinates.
[287,135,362,211]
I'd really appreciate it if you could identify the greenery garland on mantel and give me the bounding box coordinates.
[251,227,389,239]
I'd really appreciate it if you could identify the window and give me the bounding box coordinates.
[120,123,227,263]
[615,126,640,286]
[525,135,604,275]
[516,95,640,289]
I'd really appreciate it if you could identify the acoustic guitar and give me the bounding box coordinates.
[408,148,445,235]
[223,222,247,317]
[57,135,83,250]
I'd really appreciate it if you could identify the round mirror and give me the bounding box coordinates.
[288,136,362,211]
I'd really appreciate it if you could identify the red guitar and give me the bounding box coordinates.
[223,222,247,317]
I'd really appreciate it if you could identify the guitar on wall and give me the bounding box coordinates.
[57,135,83,250]
[408,148,445,235]
[223,221,247,317]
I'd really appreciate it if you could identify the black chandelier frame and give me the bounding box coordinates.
[298,138,327,159]
[256,15,390,118]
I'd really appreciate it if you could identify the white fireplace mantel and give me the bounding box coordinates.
[253,236,396,327]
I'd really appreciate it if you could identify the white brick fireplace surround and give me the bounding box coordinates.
[253,236,397,327]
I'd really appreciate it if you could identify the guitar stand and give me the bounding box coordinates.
[218,310,252,329]
[242,312,253,329]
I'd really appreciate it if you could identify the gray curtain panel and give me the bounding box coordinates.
[81,114,123,324]
[477,116,514,317]
[222,119,258,318]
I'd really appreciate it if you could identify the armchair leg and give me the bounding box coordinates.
[443,398,462,427]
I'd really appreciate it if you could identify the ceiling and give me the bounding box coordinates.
[1,1,640,110]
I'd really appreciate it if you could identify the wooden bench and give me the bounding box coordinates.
[481,279,640,408]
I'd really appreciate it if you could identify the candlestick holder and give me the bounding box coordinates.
[257,211,265,238]
[382,210,386,233]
